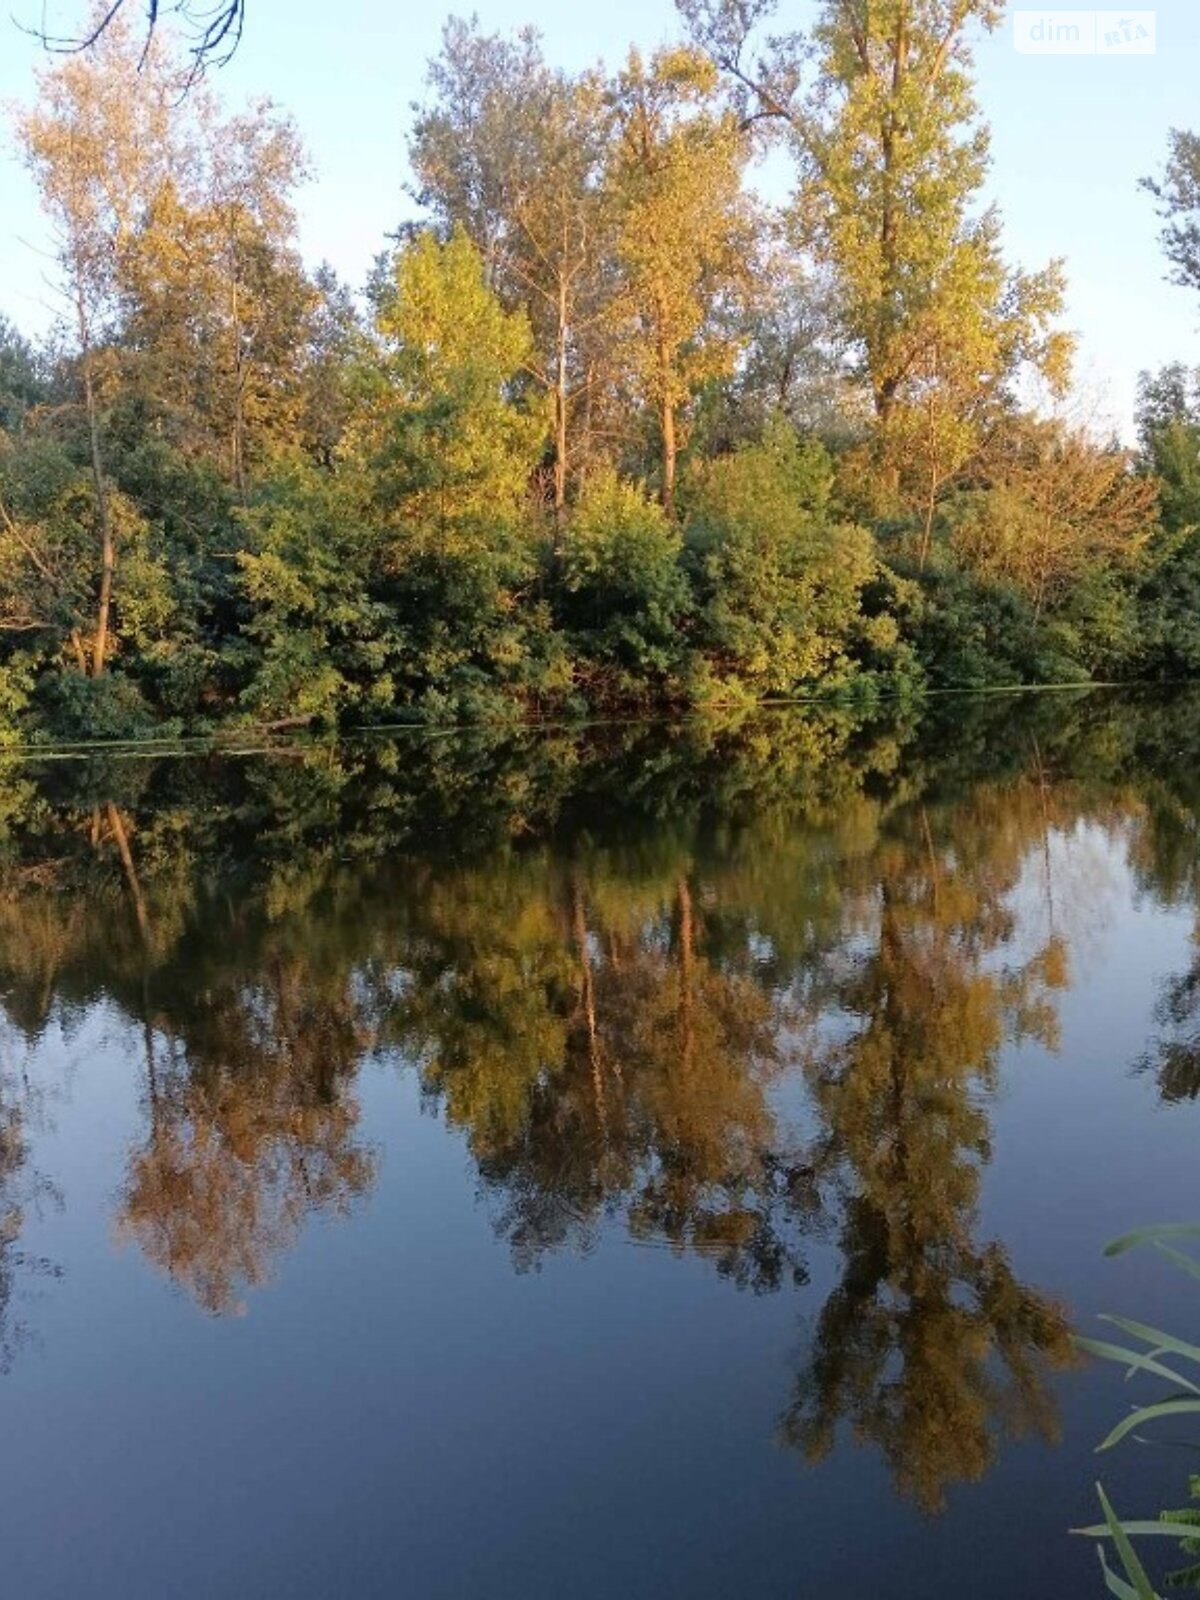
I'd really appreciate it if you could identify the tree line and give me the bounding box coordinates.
[1,0,1199,741]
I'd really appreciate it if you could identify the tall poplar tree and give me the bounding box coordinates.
[15,20,175,676]
[682,0,1072,537]
[410,21,617,516]
[605,47,754,516]
[799,1,1071,530]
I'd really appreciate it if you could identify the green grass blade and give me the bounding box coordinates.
[1075,1523,1200,1540]
[1154,1242,1200,1283]
[1098,1547,1154,1600]
[1097,1484,1163,1600]
[1074,1336,1200,1395]
[1099,1317,1200,1368]
[1106,1226,1200,1259]
[1100,1400,1200,1453]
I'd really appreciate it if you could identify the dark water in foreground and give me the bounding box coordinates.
[2,691,1200,1598]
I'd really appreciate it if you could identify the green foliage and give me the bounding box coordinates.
[905,564,1080,689]
[1134,369,1200,679]
[0,318,43,432]
[1076,1225,1200,1598]
[1138,367,1200,537]
[370,228,546,542]
[352,230,569,721]
[1154,1480,1200,1592]
[237,461,393,726]
[554,469,690,702]
[37,669,161,741]
[1144,132,1200,304]
[1057,566,1145,683]
[384,529,568,723]
[685,420,914,700]
[0,656,35,745]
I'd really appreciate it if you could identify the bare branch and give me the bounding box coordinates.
[18,0,245,80]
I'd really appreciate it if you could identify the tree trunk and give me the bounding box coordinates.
[919,440,939,570]
[78,303,114,679]
[107,803,152,944]
[656,313,678,517]
[677,876,695,1069]
[229,213,248,501]
[232,336,247,502]
[872,14,906,435]
[554,276,569,524]
[572,877,605,1128]
[233,374,247,501]
[661,395,677,519]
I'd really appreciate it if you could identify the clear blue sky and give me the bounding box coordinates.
[1,0,1197,438]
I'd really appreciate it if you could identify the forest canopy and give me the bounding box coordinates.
[0,0,1197,743]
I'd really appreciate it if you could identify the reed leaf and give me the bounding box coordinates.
[1099,1318,1200,1369]
[1105,1227,1200,1260]
[1074,1336,1200,1395]
[1097,1485,1163,1600]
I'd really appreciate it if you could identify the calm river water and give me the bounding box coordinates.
[2,690,1199,1598]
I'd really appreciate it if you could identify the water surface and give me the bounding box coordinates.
[3,691,1200,1598]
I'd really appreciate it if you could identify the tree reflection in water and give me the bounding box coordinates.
[1,692,1199,1499]
[784,800,1078,1513]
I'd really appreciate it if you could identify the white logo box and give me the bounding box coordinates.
[1013,10,1157,54]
